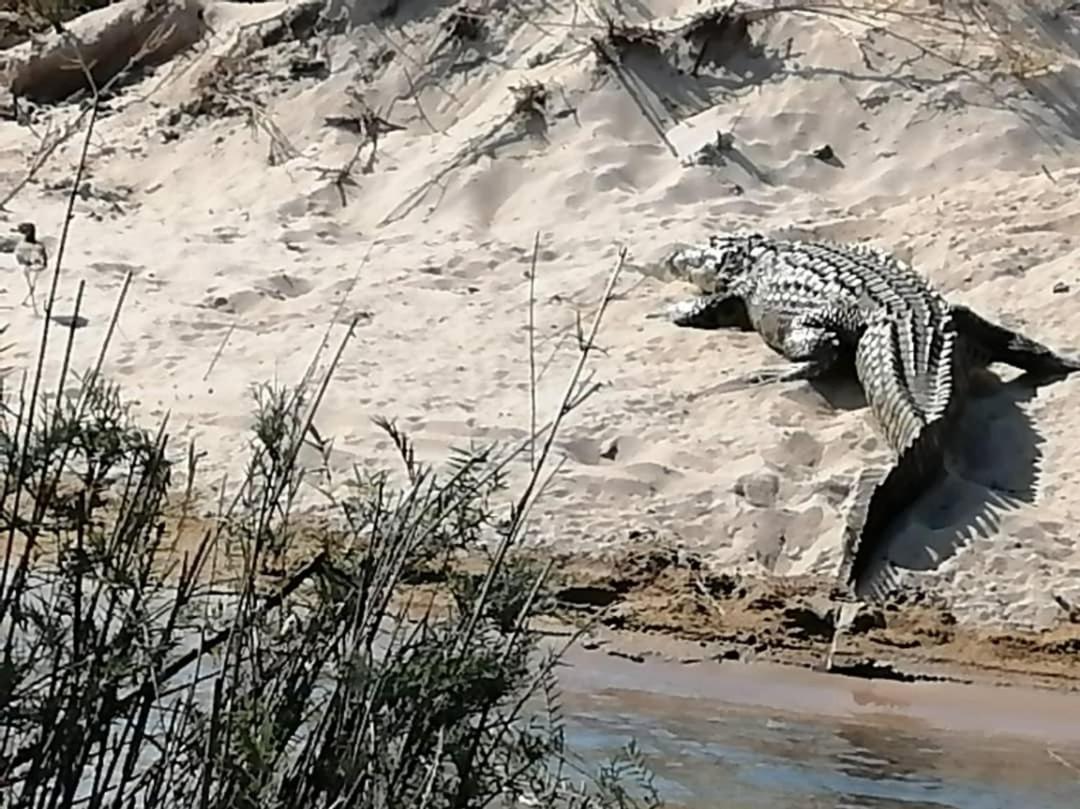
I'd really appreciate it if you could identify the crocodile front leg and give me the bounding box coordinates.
[692,312,847,397]
[659,294,753,330]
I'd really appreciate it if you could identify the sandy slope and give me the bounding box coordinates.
[2,0,1080,632]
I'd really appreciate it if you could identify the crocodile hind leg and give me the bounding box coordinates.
[952,304,1080,381]
[692,315,845,398]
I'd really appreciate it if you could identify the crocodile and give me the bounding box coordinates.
[648,231,1080,598]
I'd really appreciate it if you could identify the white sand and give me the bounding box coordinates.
[2,0,1080,629]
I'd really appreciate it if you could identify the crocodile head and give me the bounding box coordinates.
[665,231,768,294]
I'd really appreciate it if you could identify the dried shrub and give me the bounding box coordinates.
[511,80,548,135]
[0,129,654,805]
[682,8,756,75]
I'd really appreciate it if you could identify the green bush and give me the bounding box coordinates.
[0,243,658,809]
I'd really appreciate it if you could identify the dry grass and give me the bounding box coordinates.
[6,0,111,37]
[0,13,662,806]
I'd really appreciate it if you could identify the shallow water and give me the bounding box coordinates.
[556,651,1080,808]
[8,573,1077,807]
[563,695,1080,808]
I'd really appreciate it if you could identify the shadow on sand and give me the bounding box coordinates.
[670,304,1059,602]
[858,369,1055,600]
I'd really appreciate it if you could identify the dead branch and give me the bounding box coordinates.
[0,15,177,210]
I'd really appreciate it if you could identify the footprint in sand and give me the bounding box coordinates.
[201,290,265,316]
[560,434,650,466]
[415,418,478,438]
[257,271,314,300]
[90,260,145,278]
[200,272,314,315]
[560,434,685,497]
[206,225,243,244]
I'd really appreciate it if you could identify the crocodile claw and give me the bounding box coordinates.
[687,362,829,401]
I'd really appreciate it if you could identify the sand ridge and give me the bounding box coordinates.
[2,0,1080,638]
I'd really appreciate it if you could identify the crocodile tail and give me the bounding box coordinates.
[841,416,949,598]
[951,303,1080,378]
[855,312,957,452]
[843,314,956,598]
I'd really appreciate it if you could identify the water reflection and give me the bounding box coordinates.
[557,689,1080,809]
[831,723,942,784]
[837,798,950,809]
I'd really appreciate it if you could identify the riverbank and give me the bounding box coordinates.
[535,546,1080,691]
[382,546,1065,698]
[4,0,1080,698]
[120,505,1080,691]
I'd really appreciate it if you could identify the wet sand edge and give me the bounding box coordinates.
[543,624,1080,747]
[525,547,1080,693]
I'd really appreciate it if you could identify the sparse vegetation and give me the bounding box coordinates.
[0,240,657,808]
[0,13,657,800]
[681,7,755,76]
[443,4,487,44]
[594,18,667,62]
[7,0,112,35]
[510,80,548,135]
[5,0,1080,803]
[686,129,736,167]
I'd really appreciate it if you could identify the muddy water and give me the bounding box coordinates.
[11,571,1078,806]
[555,649,1080,808]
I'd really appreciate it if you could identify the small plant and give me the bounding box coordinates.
[225,381,309,573]
[687,130,736,167]
[512,81,548,116]
[10,0,112,33]
[681,7,756,76]
[511,81,548,135]
[443,5,487,43]
[450,553,551,633]
[993,37,1055,80]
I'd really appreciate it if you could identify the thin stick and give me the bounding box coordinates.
[515,248,626,531]
[0,72,100,616]
[1049,748,1080,777]
[202,322,237,382]
[74,270,131,415]
[460,248,626,647]
[591,37,678,158]
[292,241,376,407]
[527,232,540,472]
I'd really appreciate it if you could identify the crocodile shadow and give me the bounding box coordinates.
[667,305,1061,600]
[857,370,1051,601]
[727,357,1049,596]
[786,359,867,412]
